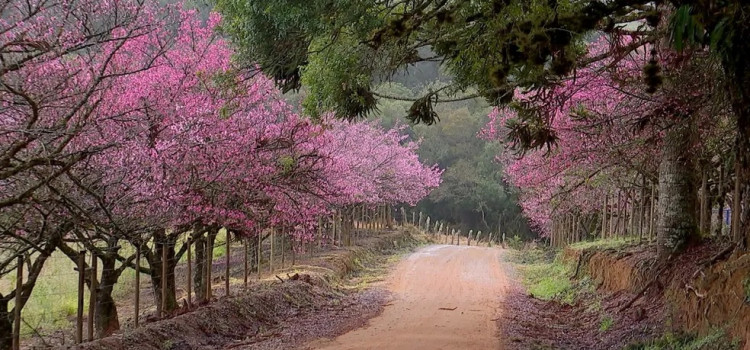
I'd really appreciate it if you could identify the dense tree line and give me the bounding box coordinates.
[0,2,440,348]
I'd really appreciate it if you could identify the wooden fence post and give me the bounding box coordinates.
[12,255,22,350]
[161,242,167,318]
[700,168,709,235]
[88,253,97,341]
[206,235,213,301]
[187,240,192,308]
[317,216,323,250]
[331,214,336,245]
[257,232,262,280]
[468,230,473,246]
[76,250,85,344]
[134,247,140,328]
[269,229,275,273]
[225,234,230,297]
[733,159,741,243]
[602,194,608,238]
[649,184,656,241]
[280,231,286,267]
[292,239,296,266]
[243,237,248,290]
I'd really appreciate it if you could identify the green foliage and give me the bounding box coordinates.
[670,6,705,52]
[507,235,524,250]
[599,315,614,332]
[277,155,297,175]
[301,34,378,119]
[214,0,621,125]
[625,330,739,350]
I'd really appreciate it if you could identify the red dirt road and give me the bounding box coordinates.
[307,245,510,350]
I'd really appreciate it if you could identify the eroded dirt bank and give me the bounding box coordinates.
[306,245,510,350]
[569,242,750,347]
[500,241,748,349]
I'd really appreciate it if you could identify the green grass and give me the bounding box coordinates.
[624,329,739,350]
[1,251,89,335]
[568,237,639,251]
[508,248,591,304]
[599,315,614,332]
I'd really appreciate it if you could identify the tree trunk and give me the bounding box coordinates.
[192,233,208,302]
[147,230,178,314]
[192,227,218,303]
[601,193,608,238]
[343,207,353,246]
[609,193,616,239]
[95,254,120,337]
[699,166,710,235]
[715,164,725,237]
[722,10,750,248]
[657,122,699,258]
[0,297,10,350]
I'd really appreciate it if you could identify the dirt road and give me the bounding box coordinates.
[307,245,510,350]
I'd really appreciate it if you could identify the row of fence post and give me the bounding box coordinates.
[405,210,499,247]
[9,205,402,349]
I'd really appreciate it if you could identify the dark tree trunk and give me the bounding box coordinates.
[95,254,120,337]
[343,207,354,246]
[657,122,699,258]
[0,297,10,350]
[147,230,179,314]
[699,166,711,235]
[192,227,218,303]
[715,165,726,237]
[722,7,750,248]
[192,232,208,302]
[249,235,258,271]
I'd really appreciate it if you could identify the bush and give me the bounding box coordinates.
[507,235,524,250]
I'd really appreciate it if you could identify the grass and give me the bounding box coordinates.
[508,248,592,304]
[568,237,640,251]
[624,329,739,350]
[1,251,89,336]
[599,315,614,332]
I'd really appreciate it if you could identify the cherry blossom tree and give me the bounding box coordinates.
[485,38,729,255]
[0,0,187,345]
[1,3,443,342]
